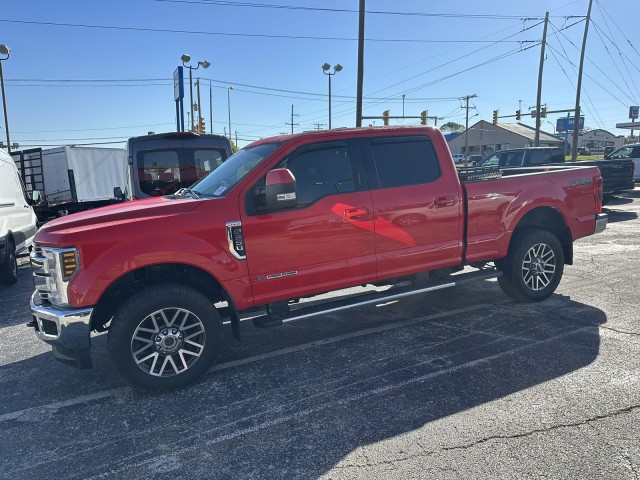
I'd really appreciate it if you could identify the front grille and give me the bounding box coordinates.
[30,245,51,303]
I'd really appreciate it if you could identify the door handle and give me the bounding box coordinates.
[344,207,370,221]
[434,196,456,208]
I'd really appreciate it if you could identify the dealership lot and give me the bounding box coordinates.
[0,191,639,479]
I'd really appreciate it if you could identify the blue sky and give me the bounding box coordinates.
[1,0,638,149]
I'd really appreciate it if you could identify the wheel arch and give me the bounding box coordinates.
[90,263,241,339]
[510,206,573,265]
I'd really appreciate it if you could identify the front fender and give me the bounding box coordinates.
[68,232,247,307]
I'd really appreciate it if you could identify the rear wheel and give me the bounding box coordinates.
[497,229,564,302]
[108,284,222,391]
[0,238,18,285]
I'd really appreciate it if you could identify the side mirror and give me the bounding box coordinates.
[28,190,42,205]
[113,186,125,201]
[265,168,297,211]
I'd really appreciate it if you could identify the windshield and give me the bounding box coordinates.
[191,142,282,197]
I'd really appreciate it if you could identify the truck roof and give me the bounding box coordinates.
[247,125,441,147]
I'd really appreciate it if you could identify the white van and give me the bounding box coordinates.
[0,149,38,285]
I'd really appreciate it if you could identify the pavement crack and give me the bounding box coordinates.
[599,325,640,337]
[335,404,640,471]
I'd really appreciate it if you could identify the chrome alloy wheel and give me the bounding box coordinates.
[521,242,556,291]
[131,308,206,377]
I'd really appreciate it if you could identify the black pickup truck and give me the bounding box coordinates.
[476,147,635,200]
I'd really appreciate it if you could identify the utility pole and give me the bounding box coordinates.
[209,81,213,134]
[355,0,365,127]
[535,11,549,146]
[314,123,325,130]
[196,79,202,132]
[572,0,593,161]
[462,94,477,159]
[285,104,299,134]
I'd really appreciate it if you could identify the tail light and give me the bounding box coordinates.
[593,175,603,214]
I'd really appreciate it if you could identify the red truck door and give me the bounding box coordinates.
[363,135,464,280]
[240,140,376,305]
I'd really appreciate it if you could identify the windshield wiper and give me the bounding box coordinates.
[174,188,201,199]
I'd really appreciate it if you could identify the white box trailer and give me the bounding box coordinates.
[12,146,127,220]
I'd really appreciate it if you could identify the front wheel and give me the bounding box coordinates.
[108,284,223,391]
[0,239,18,285]
[497,229,564,302]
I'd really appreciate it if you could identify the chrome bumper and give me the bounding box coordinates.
[30,292,94,368]
[595,213,608,234]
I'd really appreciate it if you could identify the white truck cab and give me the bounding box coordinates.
[0,149,38,285]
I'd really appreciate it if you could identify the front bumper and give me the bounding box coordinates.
[30,292,94,369]
[595,213,608,234]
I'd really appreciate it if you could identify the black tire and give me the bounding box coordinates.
[0,238,18,286]
[497,229,564,303]
[107,284,223,391]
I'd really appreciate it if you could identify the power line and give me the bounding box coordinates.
[0,19,533,43]
[153,0,557,20]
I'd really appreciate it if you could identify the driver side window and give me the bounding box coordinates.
[280,145,355,205]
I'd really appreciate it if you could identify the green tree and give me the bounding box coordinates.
[440,121,465,133]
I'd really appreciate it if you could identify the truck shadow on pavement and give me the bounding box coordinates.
[602,207,638,223]
[0,280,607,480]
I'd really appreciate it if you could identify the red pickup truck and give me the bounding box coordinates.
[29,126,607,390]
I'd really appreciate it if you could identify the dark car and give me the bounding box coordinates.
[476,147,565,167]
[475,146,634,200]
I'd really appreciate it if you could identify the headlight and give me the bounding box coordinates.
[40,247,79,307]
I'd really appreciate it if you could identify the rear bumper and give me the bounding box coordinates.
[595,213,608,234]
[30,292,94,369]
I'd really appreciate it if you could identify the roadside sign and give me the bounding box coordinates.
[556,116,584,132]
[173,66,184,101]
[630,106,639,120]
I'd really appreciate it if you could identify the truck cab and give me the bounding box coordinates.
[126,132,233,199]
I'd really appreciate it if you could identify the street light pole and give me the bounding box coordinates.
[181,54,210,132]
[227,86,233,143]
[0,44,11,153]
[322,63,342,129]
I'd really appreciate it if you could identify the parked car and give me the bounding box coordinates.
[476,147,634,199]
[605,144,640,181]
[577,147,591,155]
[28,126,607,390]
[0,149,38,285]
[452,153,465,164]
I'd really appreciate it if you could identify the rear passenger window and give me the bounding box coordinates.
[369,136,440,188]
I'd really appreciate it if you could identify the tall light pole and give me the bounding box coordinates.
[227,86,233,143]
[181,54,210,132]
[0,44,11,153]
[322,63,342,129]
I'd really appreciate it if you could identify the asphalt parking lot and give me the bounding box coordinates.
[0,190,639,480]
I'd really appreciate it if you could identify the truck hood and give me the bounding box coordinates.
[36,197,202,244]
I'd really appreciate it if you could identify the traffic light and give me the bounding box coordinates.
[492,110,499,125]
[198,116,206,133]
[516,109,521,121]
[383,110,390,126]
[421,110,427,125]
[541,106,547,118]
